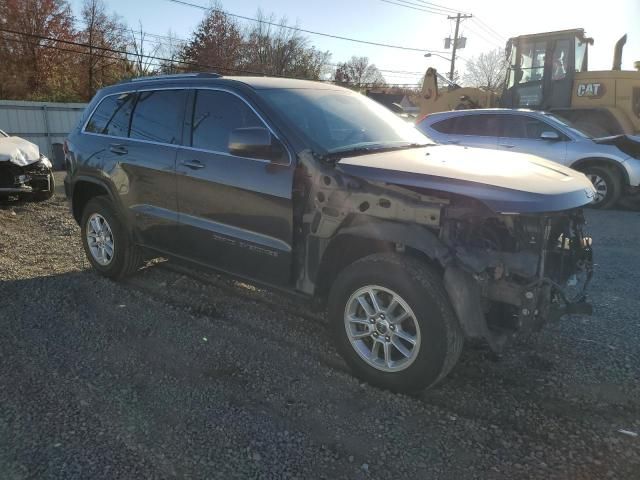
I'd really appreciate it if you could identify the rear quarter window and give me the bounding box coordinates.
[431,118,457,134]
[85,92,136,138]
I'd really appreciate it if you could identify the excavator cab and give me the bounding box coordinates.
[501,29,593,110]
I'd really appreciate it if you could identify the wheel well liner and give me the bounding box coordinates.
[314,219,450,298]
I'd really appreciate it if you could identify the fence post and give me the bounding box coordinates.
[42,104,53,158]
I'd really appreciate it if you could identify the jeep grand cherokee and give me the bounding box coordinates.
[65,73,595,392]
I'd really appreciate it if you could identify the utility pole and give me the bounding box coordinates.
[447,13,472,81]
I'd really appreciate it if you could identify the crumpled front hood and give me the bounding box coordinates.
[592,134,640,159]
[0,136,41,167]
[337,145,596,213]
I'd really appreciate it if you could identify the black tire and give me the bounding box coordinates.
[80,196,143,279]
[31,172,55,201]
[581,165,622,210]
[328,253,464,393]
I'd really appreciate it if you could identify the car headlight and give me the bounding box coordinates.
[40,155,52,169]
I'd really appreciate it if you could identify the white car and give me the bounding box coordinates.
[417,109,640,209]
[0,129,55,201]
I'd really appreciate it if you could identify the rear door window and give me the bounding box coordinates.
[129,90,187,145]
[190,90,263,153]
[85,92,136,138]
[455,115,502,136]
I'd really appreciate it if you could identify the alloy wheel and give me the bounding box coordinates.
[586,173,608,205]
[344,285,421,372]
[86,213,115,266]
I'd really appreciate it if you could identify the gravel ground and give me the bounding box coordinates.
[1,172,639,479]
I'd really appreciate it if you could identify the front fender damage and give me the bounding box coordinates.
[294,150,593,351]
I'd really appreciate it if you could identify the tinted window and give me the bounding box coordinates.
[456,115,501,136]
[432,115,501,136]
[502,116,562,139]
[431,118,457,134]
[130,90,186,144]
[85,92,135,137]
[191,90,263,153]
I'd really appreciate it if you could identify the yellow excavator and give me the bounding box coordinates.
[418,28,640,137]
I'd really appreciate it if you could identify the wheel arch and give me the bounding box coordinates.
[71,176,123,225]
[570,157,629,186]
[313,219,449,300]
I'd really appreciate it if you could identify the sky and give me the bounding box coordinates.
[68,0,640,85]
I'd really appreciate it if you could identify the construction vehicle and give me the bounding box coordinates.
[418,28,640,137]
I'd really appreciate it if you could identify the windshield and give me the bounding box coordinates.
[544,113,591,138]
[257,88,432,156]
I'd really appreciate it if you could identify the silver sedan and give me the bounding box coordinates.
[417,108,640,209]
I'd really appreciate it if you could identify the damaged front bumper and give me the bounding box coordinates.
[0,159,52,195]
[443,210,593,351]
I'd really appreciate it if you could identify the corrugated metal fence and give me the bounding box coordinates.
[0,99,88,169]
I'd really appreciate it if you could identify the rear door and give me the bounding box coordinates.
[430,114,500,149]
[122,89,187,252]
[82,90,180,252]
[497,114,568,163]
[175,89,294,286]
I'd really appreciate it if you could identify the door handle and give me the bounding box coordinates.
[499,144,515,148]
[447,140,460,145]
[109,144,128,155]
[181,160,205,170]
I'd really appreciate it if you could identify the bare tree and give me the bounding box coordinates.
[333,56,386,89]
[157,29,185,74]
[242,10,331,79]
[462,48,507,93]
[78,0,129,99]
[129,21,161,77]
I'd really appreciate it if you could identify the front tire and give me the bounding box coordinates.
[328,253,463,393]
[582,165,621,209]
[80,196,142,279]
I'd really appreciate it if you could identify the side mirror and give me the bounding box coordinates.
[540,131,560,141]
[228,127,286,163]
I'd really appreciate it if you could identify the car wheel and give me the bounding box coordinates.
[583,166,621,209]
[80,196,143,279]
[328,253,463,393]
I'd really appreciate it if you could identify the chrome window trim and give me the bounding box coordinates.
[81,86,292,166]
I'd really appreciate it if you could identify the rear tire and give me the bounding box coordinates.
[328,253,463,393]
[80,196,143,279]
[582,165,621,209]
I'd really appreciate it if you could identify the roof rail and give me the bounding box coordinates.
[122,72,222,83]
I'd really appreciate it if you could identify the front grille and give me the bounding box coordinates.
[0,163,23,187]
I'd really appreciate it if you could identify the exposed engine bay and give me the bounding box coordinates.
[441,208,592,351]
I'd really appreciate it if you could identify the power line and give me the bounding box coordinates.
[75,21,432,78]
[472,17,507,42]
[379,0,448,15]
[462,23,503,49]
[165,0,448,53]
[411,0,467,14]
[0,29,422,88]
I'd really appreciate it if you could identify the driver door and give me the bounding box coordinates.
[174,89,295,286]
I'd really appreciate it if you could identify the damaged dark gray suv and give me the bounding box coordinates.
[65,73,596,392]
